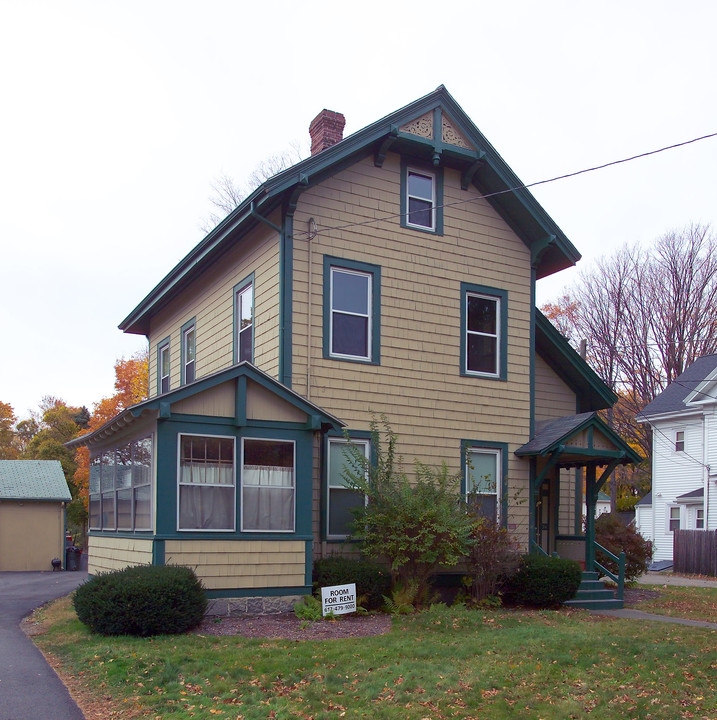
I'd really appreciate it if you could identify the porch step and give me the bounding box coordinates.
[564,571,623,610]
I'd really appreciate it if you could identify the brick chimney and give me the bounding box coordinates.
[309,109,346,156]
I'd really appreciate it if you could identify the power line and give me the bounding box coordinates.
[293,130,717,240]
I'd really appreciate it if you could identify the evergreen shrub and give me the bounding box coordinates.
[503,554,582,608]
[313,556,390,610]
[73,564,207,636]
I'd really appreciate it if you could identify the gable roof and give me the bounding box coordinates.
[0,460,71,501]
[535,309,617,411]
[120,85,581,336]
[66,362,345,450]
[638,354,717,419]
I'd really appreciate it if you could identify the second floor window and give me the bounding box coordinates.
[182,322,196,384]
[158,342,170,394]
[330,267,372,360]
[236,281,253,363]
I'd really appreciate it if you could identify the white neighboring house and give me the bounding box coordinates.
[635,354,717,562]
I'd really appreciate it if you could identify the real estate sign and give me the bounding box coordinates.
[321,583,356,616]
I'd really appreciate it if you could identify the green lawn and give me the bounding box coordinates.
[32,595,716,720]
[627,584,717,623]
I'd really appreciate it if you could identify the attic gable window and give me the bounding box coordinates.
[323,256,381,365]
[400,160,443,235]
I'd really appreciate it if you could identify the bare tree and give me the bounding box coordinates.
[201,142,305,233]
[541,224,717,505]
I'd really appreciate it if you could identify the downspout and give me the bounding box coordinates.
[704,411,709,531]
[306,218,318,400]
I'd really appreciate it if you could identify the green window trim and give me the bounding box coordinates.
[233,273,255,365]
[461,439,509,528]
[460,282,508,380]
[400,158,444,235]
[323,255,381,365]
[157,337,170,396]
[180,317,196,386]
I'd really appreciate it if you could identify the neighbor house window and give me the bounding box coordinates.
[323,256,381,364]
[181,320,196,384]
[327,437,369,539]
[465,447,502,523]
[88,435,153,532]
[461,283,508,379]
[235,281,253,364]
[158,339,170,394]
[696,508,704,530]
[400,160,443,234]
[675,431,685,452]
[241,438,295,532]
[669,506,681,532]
[178,434,235,531]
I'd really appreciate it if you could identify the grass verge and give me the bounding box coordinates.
[30,597,717,720]
[628,584,717,622]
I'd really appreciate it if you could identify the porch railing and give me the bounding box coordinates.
[594,542,626,601]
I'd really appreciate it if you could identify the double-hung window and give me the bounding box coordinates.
[696,507,705,530]
[668,506,681,532]
[241,438,295,532]
[235,279,253,364]
[324,257,381,364]
[401,160,443,234]
[158,340,170,394]
[327,437,369,539]
[178,435,235,531]
[181,320,196,385]
[465,447,502,524]
[675,430,685,452]
[461,283,507,380]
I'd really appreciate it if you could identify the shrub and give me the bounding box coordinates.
[463,517,522,603]
[313,556,390,610]
[73,564,207,636]
[502,554,582,608]
[595,512,654,582]
[294,595,325,622]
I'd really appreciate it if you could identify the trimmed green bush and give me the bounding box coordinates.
[73,564,207,636]
[313,556,390,610]
[502,554,582,608]
[595,512,654,582]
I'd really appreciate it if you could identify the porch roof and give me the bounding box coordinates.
[675,487,704,504]
[515,411,642,468]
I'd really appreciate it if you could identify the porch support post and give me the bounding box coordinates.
[585,465,597,571]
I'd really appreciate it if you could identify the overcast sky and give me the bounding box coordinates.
[2,1,716,420]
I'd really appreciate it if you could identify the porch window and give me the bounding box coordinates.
[133,437,153,530]
[241,438,295,532]
[327,437,368,539]
[178,435,235,531]
[466,448,501,523]
[100,451,116,530]
[668,506,681,532]
[115,443,133,530]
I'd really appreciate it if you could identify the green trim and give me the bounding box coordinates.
[156,336,170,396]
[400,158,444,235]
[529,270,536,437]
[323,255,381,365]
[179,317,196,386]
[461,439,509,528]
[279,220,293,386]
[205,586,311,599]
[232,273,254,365]
[460,282,508,380]
[304,540,312,588]
[152,539,165,565]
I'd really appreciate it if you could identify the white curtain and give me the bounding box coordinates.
[242,465,294,531]
[179,459,234,530]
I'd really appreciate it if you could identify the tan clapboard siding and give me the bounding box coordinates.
[88,536,153,574]
[147,223,281,396]
[292,153,534,541]
[164,539,305,590]
[172,380,235,417]
[246,379,308,423]
[0,501,65,571]
[534,354,577,423]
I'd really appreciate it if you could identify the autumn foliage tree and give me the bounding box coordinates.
[0,401,19,459]
[73,351,149,511]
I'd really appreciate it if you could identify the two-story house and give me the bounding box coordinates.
[69,86,639,613]
[635,354,717,563]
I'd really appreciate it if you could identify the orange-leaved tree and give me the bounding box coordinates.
[74,350,149,508]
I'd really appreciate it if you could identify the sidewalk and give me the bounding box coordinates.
[636,571,717,588]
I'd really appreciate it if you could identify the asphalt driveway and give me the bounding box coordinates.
[0,571,88,720]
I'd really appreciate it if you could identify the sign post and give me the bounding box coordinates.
[320,583,357,616]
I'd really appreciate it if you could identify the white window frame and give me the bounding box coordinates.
[240,437,296,533]
[406,167,436,231]
[465,448,502,523]
[668,505,681,532]
[465,292,501,378]
[695,507,705,530]
[236,281,253,364]
[326,437,369,540]
[182,324,196,384]
[177,433,236,532]
[159,342,170,394]
[674,430,685,452]
[330,267,372,361]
